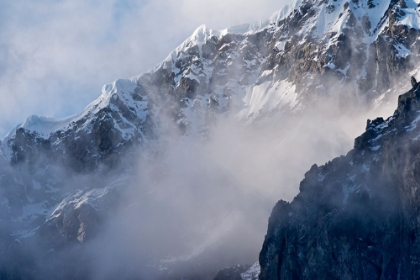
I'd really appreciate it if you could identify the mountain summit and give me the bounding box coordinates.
[3,0,420,171]
[1,1,420,279]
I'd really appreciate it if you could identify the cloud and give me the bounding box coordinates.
[0,0,287,136]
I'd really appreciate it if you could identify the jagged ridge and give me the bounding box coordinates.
[3,0,420,173]
[1,1,420,279]
[260,79,420,279]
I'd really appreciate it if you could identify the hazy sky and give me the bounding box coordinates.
[0,0,287,136]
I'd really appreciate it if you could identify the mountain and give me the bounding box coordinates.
[260,79,420,279]
[1,0,420,279]
[3,0,420,171]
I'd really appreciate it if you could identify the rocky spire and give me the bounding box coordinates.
[411,76,417,87]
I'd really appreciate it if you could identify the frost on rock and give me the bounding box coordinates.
[241,262,260,280]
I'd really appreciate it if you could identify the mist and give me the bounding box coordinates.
[0,0,288,136]
[74,91,397,279]
[1,0,419,279]
[0,75,409,279]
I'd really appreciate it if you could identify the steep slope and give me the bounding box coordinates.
[1,0,420,279]
[2,79,153,172]
[260,79,420,279]
[3,0,420,172]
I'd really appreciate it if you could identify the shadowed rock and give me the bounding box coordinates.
[412,76,418,87]
[260,78,420,279]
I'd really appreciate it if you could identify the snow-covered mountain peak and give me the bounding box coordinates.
[3,78,144,141]
[5,0,418,145]
[2,1,420,279]
[308,0,391,38]
[3,0,420,170]
[4,115,75,139]
[159,1,300,68]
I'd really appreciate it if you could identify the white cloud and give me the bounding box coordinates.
[0,0,287,136]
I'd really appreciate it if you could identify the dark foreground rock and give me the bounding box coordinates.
[260,79,420,279]
[2,1,420,279]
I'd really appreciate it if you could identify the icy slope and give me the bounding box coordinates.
[0,1,420,279]
[3,0,420,171]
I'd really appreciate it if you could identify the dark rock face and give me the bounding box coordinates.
[260,81,420,279]
[8,90,150,173]
[412,75,418,87]
[1,1,420,279]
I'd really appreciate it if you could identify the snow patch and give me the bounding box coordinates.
[49,179,124,221]
[241,262,260,280]
[370,145,381,151]
[239,79,299,122]
[398,3,420,29]
[4,115,75,139]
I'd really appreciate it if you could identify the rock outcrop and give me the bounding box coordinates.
[260,79,420,279]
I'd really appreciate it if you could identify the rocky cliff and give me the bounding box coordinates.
[2,0,420,279]
[3,0,420,173]
[260,78,420,279]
